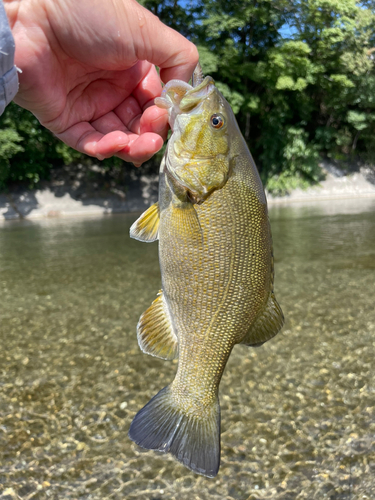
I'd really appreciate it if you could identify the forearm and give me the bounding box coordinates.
[0,0,18,115]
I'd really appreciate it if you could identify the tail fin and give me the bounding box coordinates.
[128,386,220,478]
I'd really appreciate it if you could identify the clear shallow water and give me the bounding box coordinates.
[0,199,374,500]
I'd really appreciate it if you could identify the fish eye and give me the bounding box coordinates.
[210,114,225,129]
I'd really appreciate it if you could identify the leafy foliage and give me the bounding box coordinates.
[1,0,375,193]
[0,103,124,190]
[192,0,375,192]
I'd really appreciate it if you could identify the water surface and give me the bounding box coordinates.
[0,199,374,499]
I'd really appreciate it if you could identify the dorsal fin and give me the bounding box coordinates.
[192,62,204,87]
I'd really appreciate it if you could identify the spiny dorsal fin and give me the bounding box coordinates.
[241,293,284,347]
[137,290,178,360]
[130,202,159,242]
[192,62,204,87]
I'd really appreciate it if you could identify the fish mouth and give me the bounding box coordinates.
[179,77,215,111]
[155,77,215,113]
[154,76,215,132]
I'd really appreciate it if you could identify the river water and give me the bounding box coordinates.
[0,198,374,500]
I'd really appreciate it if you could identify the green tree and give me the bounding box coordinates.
[0,103,123,190]
[0,103,71,189]
[195,0,375,192]
[1,0,375,193]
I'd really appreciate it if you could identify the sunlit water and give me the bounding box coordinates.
[0,198,374,500]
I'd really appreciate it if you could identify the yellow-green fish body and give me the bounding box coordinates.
[129,69,284,477]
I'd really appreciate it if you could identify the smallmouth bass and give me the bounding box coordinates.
[128,64,284,477]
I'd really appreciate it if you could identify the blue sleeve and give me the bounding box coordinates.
[0,0,19,116]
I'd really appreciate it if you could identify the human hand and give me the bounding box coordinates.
[4,0,198,166]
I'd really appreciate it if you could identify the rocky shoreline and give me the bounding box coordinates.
[1,161,375,221]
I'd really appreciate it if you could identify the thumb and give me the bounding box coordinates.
[45,0,199,82]
[123,0,199,83]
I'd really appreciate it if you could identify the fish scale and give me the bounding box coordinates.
[128,66,284,477]
[162,160,271,405]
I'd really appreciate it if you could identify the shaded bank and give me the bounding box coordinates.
[0,163,159,221]
[1,162,375,221]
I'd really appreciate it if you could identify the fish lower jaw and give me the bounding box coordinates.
[175,152,215,162]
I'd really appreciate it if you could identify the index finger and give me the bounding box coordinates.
[132,65,163,110]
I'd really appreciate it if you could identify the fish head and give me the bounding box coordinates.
[155,76,237,202]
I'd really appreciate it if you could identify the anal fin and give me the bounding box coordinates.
[241,292,284,347]
[137,290,178,360]
[130,202,159,242]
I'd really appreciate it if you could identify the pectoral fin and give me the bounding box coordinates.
[137,290,178,360]
[130,202,159,242]
[241,293,284,347]
[162,198,203,247]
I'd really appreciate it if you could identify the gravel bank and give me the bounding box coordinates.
[0,210,374,499]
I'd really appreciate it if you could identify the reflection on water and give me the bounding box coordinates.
[0,199,374,499]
